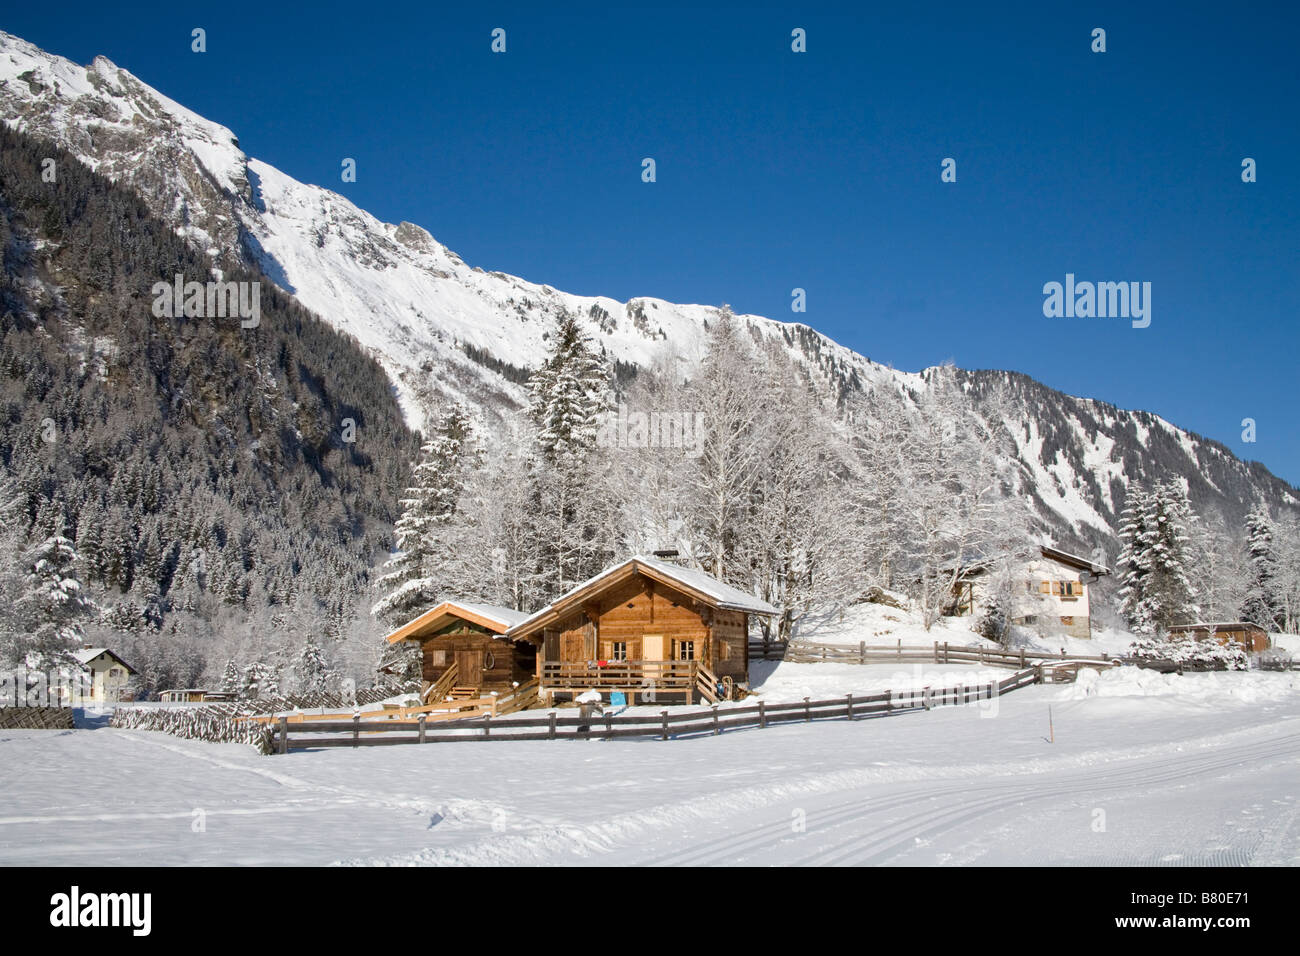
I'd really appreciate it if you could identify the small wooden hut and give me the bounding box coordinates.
[383,601,536,695]
[1167,622,1270,653]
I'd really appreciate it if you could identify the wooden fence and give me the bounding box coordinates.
[268,667,1040,753]
[782,639,1122,670]
[0,706,76,729]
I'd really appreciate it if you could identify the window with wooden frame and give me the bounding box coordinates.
[675,640,696,661]
[1060,616,1075,626]
[429,649,447,666]
[610,641,628,661]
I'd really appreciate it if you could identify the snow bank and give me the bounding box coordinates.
[1058,665,1299,703]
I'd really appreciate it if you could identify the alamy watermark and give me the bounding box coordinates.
[2,667,102,710]
[151,274,260,328]
[1042,273,1150,328]
[595,402,706,457]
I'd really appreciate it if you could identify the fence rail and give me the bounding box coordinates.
[269,668,1039,753]
[781,639,1122,670]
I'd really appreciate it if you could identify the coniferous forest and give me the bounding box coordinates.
[0,126,417,694]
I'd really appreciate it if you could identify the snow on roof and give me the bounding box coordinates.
[445,602,531,629]
[384,600,532,643]
[506,555,778,637]
[1038,545,1110,576]
[70,647,135,671]
[630,556,780,614]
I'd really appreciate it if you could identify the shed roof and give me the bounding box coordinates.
[384,601,532,644]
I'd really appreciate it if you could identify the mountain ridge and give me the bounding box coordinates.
[2,28,1294,561]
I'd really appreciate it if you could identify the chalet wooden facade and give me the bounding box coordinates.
[384,601,535,697]
[504,556,778,705]
[1168,622,1270,653]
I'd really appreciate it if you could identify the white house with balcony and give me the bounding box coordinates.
[949,545,1109,639]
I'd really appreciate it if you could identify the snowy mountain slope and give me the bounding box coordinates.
[2,29,1294,554]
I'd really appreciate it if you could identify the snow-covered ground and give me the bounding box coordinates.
[2,663,1296,866]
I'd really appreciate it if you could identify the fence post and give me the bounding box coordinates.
[418,714,426,744]
[933,641,939,662]
[604,712,613,739]
[712,705,720,736]
[660,710,669,741]
[804,697,811,722]
[1020,648,1026,668]
[548,711,557,740]
[897,639,902,659]
[944,641,949,664]
[278,715,287,755]
[859,640,865,664]
[846,693,854,720]
[483,715,491,738]
[923,687,932,711]
[352,714,360,748]
[759,699,767,728]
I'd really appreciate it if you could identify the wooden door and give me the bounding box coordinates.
[561,633,585,662]
[642,634,665,660]
[455,649,483,687]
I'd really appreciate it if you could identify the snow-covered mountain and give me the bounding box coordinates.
[2,29,1294,555]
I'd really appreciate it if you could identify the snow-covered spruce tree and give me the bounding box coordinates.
[529,311,610,457]
[1239,503,1283,630]
[220,659,241,697]
[9,534,93,669]
[239,659,273,699]
[371,404,474,628]
[294,636,333,695]
[1117,482,1198,635]
[526,310,613,597]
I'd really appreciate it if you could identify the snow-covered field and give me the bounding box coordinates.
[2,663,1297,866]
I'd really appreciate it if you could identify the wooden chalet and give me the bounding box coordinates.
[384,601,535,698]
[1168,622,1270,653]
[504,555,778,705]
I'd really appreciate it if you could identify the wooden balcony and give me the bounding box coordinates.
[539,660,719,704]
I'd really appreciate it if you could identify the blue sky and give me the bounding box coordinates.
[5,1,1298,483]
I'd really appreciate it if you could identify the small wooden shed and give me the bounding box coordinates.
[1167,622,1270,653]
[384,601,536,694]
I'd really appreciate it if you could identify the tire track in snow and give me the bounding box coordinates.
[641,731,1300,866]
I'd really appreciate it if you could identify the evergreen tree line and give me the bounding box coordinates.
[0,126,417,692]
[1115,481,1300,636]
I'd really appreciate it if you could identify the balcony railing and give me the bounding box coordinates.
[540,660,698,690]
